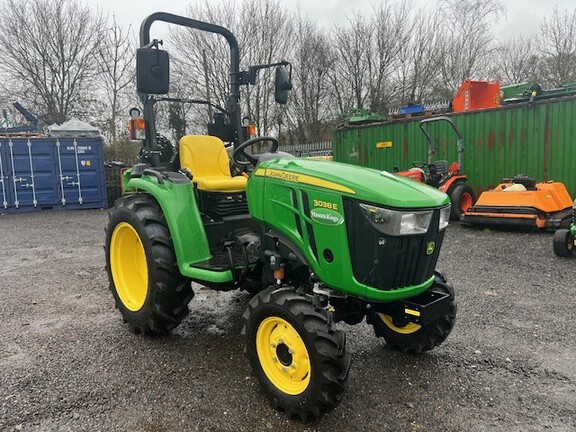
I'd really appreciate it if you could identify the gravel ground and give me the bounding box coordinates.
[0,209,575,432]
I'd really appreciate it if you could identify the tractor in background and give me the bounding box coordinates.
[395,116,475,220]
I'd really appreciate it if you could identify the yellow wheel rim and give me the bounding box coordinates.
[256,317,311,395]
[110,222,148,312]
[378,313,422,335]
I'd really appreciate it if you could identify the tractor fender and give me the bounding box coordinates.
[441,175,467,194]
[124,175,212,274]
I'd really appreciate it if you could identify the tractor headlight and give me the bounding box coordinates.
[359,203,432,236]
[439,205,451,230]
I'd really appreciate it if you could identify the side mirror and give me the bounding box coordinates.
[274,65,292,104]
[136,48,170,94]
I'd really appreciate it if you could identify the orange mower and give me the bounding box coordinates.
[395,116,475,220]
[462,175,573,229]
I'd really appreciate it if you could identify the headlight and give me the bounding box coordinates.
[439,205,451,230]
[359,203,432,236]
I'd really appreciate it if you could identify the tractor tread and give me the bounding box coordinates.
[242,286,351,421]
[553,229,575,257]
[367,273,457,354]
[105,193,193,335]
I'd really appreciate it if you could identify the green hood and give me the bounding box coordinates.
[256,158,449,208]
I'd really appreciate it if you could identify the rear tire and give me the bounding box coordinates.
[242,286,351,420]
[105,193,193,335]
[553,229,575,257]
[449,183,475,221]
[367,274,457,354]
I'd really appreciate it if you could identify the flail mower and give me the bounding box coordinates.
[105,12,457,420]
[395,116,475,221]
[462,175,573,230]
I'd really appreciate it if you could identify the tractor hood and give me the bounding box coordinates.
[252,157,449,209]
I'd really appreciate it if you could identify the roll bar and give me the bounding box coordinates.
[419,116,464,167]
[139,12,243,148]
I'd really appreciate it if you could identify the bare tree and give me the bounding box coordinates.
[434,0,504,97]
[329,1,412,114]
[97,16,136,144]
[490,36,540,85]
[538,7,576,87]
[329,13,372,113]
[284,15,336,144]
[393,9,443,104]
[0,0,105,125]
[367,1,411,113]
[169,0,294,137]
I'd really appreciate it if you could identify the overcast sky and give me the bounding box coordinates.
[92,0,576,41]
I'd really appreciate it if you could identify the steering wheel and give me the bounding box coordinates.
[412,161,429,170]
[233,136,279,166]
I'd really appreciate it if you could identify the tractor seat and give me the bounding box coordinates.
[179,135,247,193]
[432,160,449,175]
[510,175,537,191]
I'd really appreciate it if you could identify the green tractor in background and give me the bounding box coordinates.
[105,12,457,420]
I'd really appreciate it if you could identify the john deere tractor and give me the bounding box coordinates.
[105,12,457,420]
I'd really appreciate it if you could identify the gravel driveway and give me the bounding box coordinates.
[1,209,575,432]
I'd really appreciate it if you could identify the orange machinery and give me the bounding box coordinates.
[452,79,500,113]
[462,175,573,229]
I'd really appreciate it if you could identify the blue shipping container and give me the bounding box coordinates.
[0,137,107,213]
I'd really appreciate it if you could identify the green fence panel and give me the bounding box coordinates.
[333,97,576,197]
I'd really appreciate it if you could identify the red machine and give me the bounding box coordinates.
[395,116,475,220]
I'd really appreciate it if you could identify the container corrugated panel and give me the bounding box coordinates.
[333,96,576,198]
[0,136,107,213]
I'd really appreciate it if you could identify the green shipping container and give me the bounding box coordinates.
[333,96,576,198]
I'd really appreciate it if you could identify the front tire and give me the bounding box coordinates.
[105,193,194,334]
[242,286,351,420]
[553,229,575,257]
[367,274,457,354]
[449,183,475,221]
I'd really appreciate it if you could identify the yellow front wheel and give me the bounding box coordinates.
[256,317,311,395]
[243,287,351,421]
[376,313,422,335]
[367,273,457,353]
[105,194,193,335]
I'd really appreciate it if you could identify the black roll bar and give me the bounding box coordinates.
[419,116,464,168]
[139,12,243,147]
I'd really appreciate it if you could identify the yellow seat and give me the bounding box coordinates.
[179,135,247,193]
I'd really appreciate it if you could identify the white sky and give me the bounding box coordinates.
[91,0,576,42]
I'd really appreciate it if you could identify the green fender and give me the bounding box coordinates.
[124,174,233,283]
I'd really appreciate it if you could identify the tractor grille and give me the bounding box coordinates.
[343,198,444,291]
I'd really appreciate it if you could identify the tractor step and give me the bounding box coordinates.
[190,248,247,272]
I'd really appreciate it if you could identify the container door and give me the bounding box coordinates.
[55,138,107,207]
[7,138,36,208]
[6,138,59,209]
[0,140,10,209]
[27,139,60,207]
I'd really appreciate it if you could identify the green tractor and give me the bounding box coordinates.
[553,201,576,256]
[105,13,457,420]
